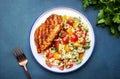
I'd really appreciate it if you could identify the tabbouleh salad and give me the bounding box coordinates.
[43,15,90,70]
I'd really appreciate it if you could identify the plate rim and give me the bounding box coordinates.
[29,7,95,73]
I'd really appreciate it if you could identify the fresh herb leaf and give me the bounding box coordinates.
[82,0,120,38]
[118,25,120,31]
[82,0,90,10]
[84,45,90,49]
[113,13,120,24]
[51,47,56,51]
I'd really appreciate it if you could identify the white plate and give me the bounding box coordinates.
[30,7,95,73]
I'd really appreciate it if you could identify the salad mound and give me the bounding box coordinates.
[43,15,91,70]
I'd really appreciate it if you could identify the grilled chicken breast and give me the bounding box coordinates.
[34,14,63,53]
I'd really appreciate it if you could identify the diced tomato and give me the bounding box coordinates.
[82,39,86,45]
[62,35,69,44]
[67,19,74,26]
[70,33,78,42]
[54,40,59,50]
[48,53,54,59]
[46,49,54,59]
[66,64,73,69]
[78,27,82,31]
[46,61,52,68]
[58,64,64,70]
[46,49,50,57]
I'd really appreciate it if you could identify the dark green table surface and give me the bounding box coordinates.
[0,0,120,79]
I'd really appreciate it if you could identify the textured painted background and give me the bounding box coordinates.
[0,0,120,79]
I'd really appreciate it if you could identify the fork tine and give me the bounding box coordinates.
[13,48,21,62]
[17,48,26,58]
[19,48,27,59]
[13,48,27,62]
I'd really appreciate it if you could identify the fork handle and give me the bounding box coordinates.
[25,70,32,79]
[24,66,32,79]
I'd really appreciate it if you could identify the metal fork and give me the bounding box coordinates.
[13,48,32,79]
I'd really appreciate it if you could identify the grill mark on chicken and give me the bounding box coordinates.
[43,27,47,41]
[41,28,43,45]
[48,25,50,33]
[34,14,63,53]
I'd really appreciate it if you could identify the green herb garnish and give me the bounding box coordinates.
[82,0,120,38]
[51,47,56,51]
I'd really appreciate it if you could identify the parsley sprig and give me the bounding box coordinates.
[82,0,120,38]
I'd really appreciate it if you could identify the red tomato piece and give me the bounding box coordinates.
[46,61,52,68]
[46,49,50,57]
[70,33,78,42]
[58,65,64,70]
[66,64,73,69]
[62,35,69,44]
[48,53,54,59]
[54,40,59,50]
[67,19,74,26]
[82,39,86,45]
[78,27,82,31]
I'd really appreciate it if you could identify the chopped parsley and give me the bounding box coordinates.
[82,0,120,38]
